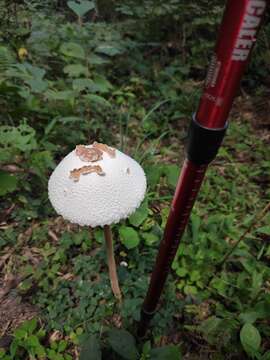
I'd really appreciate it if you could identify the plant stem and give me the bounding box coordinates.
[104,225,122,302]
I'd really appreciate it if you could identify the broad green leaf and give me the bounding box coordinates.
[165,164,180,188]
[83,94,111,107]
[129,200,148,227]
[58,340,68,352]
[150,345,181,360]
[79,335,101,360]
[26,78,48,93]
[107,329,138,360]
[240,323,261,356]
[239,312,261,324]
[145,164,163,189]
[45,90,76,101]
[0,124,37,152]
[60,42,85,59]
[94,228,104,244]
[14,328,28,339]
[72,78,94,92]
[88,75,112,93]
[26,335,40,347]
[119,226,140,249]
[142,232,159,246]
[67,0,95,18]
[0,171,18,196]
[95,44,123,57]
[176,267,188,277]
[88,53,109,65]
[63,64,88,77]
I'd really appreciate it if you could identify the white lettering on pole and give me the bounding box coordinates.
[232,0,266,61]
[247,0,266,15]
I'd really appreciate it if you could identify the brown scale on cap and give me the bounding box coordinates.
[70,165,105,182]
[93,142,116,158]
[75,145,103,162]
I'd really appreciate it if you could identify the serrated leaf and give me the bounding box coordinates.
[129,200,148,227]
[0,171,18,196]
[79,335,101,360]
[150,345,181,360]
[119,226,140,249]
[240,323,261,356]
[107,329,138,360]
[68,0,95,18]
[60,42,85,59]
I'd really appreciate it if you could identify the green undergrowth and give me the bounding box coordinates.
[0,1,270,359]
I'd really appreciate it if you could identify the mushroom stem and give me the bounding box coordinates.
[104,225,122,302]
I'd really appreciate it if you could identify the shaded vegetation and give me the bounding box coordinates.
[0,1,270,359]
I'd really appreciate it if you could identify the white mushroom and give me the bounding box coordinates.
[48,142,147,301]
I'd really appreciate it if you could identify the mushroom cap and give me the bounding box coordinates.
[48,144,147,227]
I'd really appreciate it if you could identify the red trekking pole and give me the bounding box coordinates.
[138,0,268,337]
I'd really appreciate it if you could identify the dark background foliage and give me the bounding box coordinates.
[0,1,270,359]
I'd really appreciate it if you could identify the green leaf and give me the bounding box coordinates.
[31,151,55,178]
[129,200,148,227]
[0,171,18,196]
[240,323,261,356]
[26,79,48,93]
[79,335,101,360]
[63,64,88,77]
[95,44,123,57]
[0,124,37,152]
[83,94,111,108]
[88,53,108,65]
[257,226,270,235]
[26,335,40,347]
[107,329,138,360]
[142,232,159,246]
[150,345,181,360]
[72,78,94,92]
[60,42,85,59]
[88,75,112,93]
[176,267,188,277]
[145,164,163,189]
[119,226,140,249]
[67,0,95,18]
[45,90,76,101]
[165,164,180,188]
[14,328,28,339]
